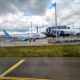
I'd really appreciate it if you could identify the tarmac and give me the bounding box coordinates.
[0,37,80,47]
[0,39,48,47]
[0,57,80,80]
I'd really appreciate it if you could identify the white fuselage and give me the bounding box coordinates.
[2,30,46,41]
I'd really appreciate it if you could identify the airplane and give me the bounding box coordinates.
[46,26,80,37]
[2,30,46,41]
[45,2,80,37]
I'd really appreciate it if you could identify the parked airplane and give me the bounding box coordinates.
[2,30,46,41]
[46,26,80,37]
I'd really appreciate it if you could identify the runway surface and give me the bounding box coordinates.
[0,57,80,80]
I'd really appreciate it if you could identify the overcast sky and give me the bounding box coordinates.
[0,0,80,32]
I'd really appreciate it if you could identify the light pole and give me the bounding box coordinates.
[72,23,74,29]
[55,2,57,27]
[31,22,33,33]
[54,2,58,41]
[36,26,39,34]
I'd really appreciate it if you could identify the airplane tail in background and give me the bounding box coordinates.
[3,30,12,38]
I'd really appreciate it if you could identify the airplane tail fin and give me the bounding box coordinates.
[3,30,11,38]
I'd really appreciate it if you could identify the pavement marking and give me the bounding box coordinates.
[0,59,25,77]
[0,77,48,80]
[0,59,48,80]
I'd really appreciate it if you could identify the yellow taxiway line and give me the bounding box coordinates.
[0,59,48,80]
[0,59,25,77]
[0,77,48,80]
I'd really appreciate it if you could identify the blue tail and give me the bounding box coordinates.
[3,30,12,38]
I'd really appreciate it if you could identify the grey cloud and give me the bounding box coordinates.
[0,0,80,31]
[16,0,49,15]
[0,24,29,32]
[0,0,18,15]
[57,0,80,25]
[0,0,49,15]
